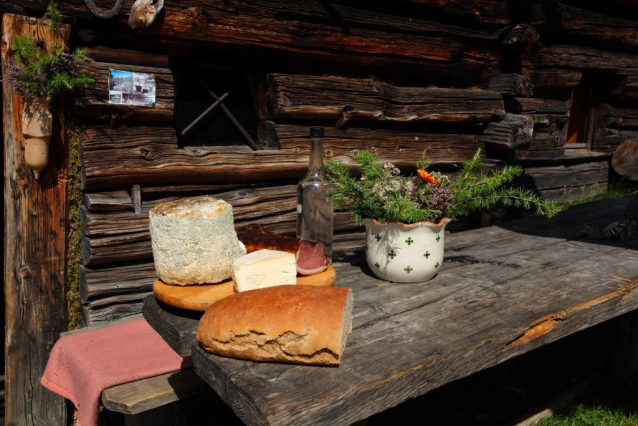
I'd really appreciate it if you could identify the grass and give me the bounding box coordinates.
[536,381,638,426]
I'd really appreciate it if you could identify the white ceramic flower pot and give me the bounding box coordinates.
[363,218,452,283]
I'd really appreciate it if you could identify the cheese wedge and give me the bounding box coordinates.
[232,250,296,292]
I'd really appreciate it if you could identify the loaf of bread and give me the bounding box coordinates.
[149,196,246,285]
[197,286,353,365]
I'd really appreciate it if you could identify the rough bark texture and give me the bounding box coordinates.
[488,74,534,97]
[2,14,68,426]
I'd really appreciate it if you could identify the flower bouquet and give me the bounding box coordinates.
[325,148,558,282]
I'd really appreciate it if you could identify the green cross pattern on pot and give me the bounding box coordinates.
[423,251,430,259]
[388,250,397,259]
[375,234,381,241]
[405,237,414,246]
[404,266,413,273]
[436,235,441,243]
[435,262,440,269]
[375,262,380,269]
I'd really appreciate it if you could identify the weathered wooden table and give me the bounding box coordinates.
[144,196,638,426]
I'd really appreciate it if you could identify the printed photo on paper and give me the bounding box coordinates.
[109,70,156,107]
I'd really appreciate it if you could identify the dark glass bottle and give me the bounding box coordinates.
[296,127,334,261]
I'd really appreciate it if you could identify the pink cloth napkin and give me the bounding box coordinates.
[41,317,192,426]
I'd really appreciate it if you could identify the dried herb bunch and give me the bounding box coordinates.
[325,148,559,224]
[6,2,93,105]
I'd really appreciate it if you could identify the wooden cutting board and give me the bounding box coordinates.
[153,265,336,311]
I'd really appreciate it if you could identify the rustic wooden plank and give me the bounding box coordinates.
[74,61,173,122]
[82,300,146,326]
[595,104,638,129]
[521,161,610,202]
[80,123,485,190]
[528,45,638,77]
[84,190,133,211]
[531,3,638,53]
[2,14,68,425]
[143,296,202,357]
[592,128,638,152]
[86,46,170,68]
[191,197,638,426]
[488,74,534,97]
[79,263,156,303]
[529,69,581,98]
[261,74,505,125]
[102,369,210,415]
[258,122,484,160]
[505,98,568,114]
[81,231,152,266]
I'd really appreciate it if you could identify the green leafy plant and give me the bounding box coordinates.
[6,2,93,105]
[325,148,559,224]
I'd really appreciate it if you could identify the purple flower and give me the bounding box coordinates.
[429,184,455,211]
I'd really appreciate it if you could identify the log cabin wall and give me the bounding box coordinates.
[4,0,636,326]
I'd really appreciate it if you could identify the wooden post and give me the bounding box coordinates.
[2,14,70,425]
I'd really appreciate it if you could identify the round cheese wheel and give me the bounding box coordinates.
[149,196,246,285]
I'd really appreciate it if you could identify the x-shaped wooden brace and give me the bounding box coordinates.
[178,71,258,150]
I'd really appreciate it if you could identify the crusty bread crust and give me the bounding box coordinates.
[197,286,353,365]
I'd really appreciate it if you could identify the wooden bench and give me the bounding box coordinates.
[81,196,637,424]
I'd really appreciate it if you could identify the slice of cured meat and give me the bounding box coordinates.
[236,225,299,254]
[236,225,328,275]
[296,240,328,276]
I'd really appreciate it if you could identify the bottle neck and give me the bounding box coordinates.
[308,137,323,173]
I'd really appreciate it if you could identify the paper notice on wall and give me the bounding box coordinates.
[108,70,156,107]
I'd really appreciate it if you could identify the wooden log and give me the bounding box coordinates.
[505,97,568,114]
[79,125,484,190]
[86,46,170,68]
[595,105,638,129]
[261,74,505,125]
[258,122,484,161]
[31,0,503,85]
[488,74,534,97]
[514,133,566,159]
[528,45,638,77]
[501,24,540,52]
[592,128,638,152]
[403,0,511,28]
[2,14,68,425]
[611,141,638,180]
[529,69,581,98]
[83,190,133,211]
[481,113,533,150]
[74,61,173,122]
[521,161,610,201]
[81,232,152,266]
[531,3,638,53]
[79,262,156,303]
[82,301,146,326]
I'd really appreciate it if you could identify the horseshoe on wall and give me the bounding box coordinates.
[84,0,125,19]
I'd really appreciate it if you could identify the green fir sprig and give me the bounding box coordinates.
[325,148,558,224]
[6,4,93,106]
